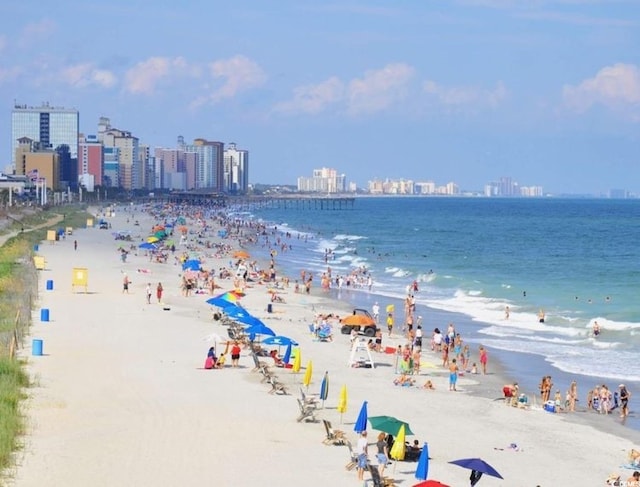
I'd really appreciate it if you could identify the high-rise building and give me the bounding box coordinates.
[78,134,104,189]
[103,128,140,190]
[185,139,224,191]
[11,102,79,170]
[223,142,249,193]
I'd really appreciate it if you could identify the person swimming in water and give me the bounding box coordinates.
[593,321,600,337]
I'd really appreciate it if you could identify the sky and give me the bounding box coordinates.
[0,0,639,194]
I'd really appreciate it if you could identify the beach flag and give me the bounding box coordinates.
[386,304,395,313]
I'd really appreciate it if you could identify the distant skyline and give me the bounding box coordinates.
[1,0,639,194]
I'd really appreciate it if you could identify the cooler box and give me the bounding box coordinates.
[543,401,555,413]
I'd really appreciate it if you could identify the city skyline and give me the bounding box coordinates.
[1,1,639,194]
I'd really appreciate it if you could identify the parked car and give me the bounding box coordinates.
[340,309,378,337]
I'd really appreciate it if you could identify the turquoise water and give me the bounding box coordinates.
[233,197,640,387]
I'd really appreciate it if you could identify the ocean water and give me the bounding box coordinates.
[226,197,640,401]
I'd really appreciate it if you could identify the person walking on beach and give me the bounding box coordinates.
[122,274,130,294]
[356,431,369,481]
[620,384,631,418]
[479,346,488,375]
[375,432,389,477]
[156,282,163,303]
[74,239,77,251]
[145,283,152,304]
[386,311,394,337]
[372,302,380,323]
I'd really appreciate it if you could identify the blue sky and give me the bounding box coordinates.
[1,0,639,193]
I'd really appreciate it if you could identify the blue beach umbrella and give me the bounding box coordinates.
[415,443,430,480]
[354,400,368,433]
[319,371,329,408]
[206,297,239,309]
[282,343,292,364]
[224,305,254,321]
[182,259,201,271]
[236,315,267,328]
[448,458,503,486]
[262,336,299,347]
[244,323,276,337]
[138,242,157,250]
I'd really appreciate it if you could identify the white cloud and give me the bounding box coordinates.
[124,56,189,95]
[206,55,267,102]
[60,63,117,89]
[19,19,56,48]
[274,77,344,115]
[423,80,508,110]
[347,63,415,116]
[563,63,640,115]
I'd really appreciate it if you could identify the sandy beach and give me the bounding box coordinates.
[6,204,639,486]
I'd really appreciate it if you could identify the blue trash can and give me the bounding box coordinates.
[46,280,54,290]
[33,244,39,252]
[32,339,43,356]
[267,303,273,313]
[40,308,50,322]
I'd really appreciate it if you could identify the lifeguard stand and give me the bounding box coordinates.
[348,337,375,368]
[72,267,89,293]
[46,230,57,244]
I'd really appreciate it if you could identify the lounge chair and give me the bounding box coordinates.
[365,464,396,487]
[266,375,288,395]
[344,440,358,471]
[296,398,317,422]
[322,419,346,445]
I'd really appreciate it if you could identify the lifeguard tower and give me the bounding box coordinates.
[348,337,375,368]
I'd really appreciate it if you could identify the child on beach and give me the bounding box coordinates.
[386,312,394,336]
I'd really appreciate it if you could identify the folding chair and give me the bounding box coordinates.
[296,398,317,422]
[322,419,346,445]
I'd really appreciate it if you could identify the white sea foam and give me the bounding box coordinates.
[334,234,366,241]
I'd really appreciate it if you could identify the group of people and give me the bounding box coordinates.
[203,341,242,370]
[538,376,631,417]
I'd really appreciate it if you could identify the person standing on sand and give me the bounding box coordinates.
[479,346,488,375]
[386,311,394,337]
[569,381,578,412]
[230,341,241,367]
[449,358,459,391]
[156,282,163,303]
[74,240,77,251]
[122,274,130,294]
[356,431,369,481]
[146,283,152,304]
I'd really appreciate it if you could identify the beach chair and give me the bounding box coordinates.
[296,398,317,422]
[266,375,288,395]
[300,388,320,406]
[344,440,358,471]
[251,352,273,376]
[365,464,396,487]
[322,419,346,445]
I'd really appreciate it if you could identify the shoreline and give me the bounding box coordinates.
[7,202,640,486]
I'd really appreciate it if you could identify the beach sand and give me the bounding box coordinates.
[7,205,638,486]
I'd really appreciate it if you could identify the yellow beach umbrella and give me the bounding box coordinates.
[292,348,301,373]
[147,236,159,243]
[337,384,348,423]
[303,360,313,389]
[390,424,406,470]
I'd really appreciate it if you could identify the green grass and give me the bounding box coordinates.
[0,359,29,471]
